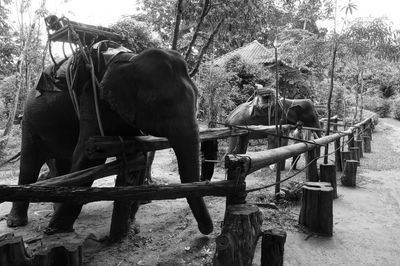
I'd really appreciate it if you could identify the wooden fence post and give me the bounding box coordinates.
[355,139,363,158]
[299,182,333,236]
[349,147,360,166]
[340,151,351,170]
[348,132,355,150]
[341,160,358,187]
[260,229,287,266]
[305,148,319,182]
[320,164,337,199]
[363,136,371,153]
[333,118,342,171]
[214,155,262,266]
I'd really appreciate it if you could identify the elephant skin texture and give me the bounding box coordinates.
[7,47,213,236]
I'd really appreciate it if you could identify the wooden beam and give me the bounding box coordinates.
[0,180,243,203]
[85,125,292,159]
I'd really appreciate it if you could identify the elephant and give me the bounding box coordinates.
[7,44,213,236]
[226,85,321,154]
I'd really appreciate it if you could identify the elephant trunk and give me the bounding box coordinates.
[167,123,213,235]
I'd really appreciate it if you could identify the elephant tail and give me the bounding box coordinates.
[0,151,21,168]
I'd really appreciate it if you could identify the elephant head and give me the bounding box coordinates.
[100,49,213,234]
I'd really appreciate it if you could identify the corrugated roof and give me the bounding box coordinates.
[212,40,274,66]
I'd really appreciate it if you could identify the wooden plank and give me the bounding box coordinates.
[0,180,243,203]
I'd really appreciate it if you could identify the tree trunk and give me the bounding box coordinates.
[359,68,364,121]
[171,0,184,50]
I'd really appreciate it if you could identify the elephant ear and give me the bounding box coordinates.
[287,104,303,123]
[99,59,138,125]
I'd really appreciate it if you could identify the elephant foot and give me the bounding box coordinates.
[7,211,28,227]
[44,226,74,235]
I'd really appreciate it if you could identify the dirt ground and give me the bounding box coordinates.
[1,118,400,265]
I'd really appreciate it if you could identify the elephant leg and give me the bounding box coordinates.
[45,142,105,234]
[52,159,72,212]
[7,132,46,227]
[200,140,218,181]
[144,151,155,184]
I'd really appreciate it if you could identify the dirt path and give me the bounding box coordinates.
[284,118,400,266]
[1,118,400,265]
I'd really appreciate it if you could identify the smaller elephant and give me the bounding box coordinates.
[226,85,321,154]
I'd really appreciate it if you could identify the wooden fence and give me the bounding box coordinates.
[0,115,377,266]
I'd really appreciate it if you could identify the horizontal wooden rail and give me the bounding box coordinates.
[85,125,292,159]
[0,180,243,203]
[225,115,375,176]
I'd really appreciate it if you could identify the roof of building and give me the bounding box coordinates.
[212,40,275,66]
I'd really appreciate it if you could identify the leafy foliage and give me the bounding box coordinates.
[111,16,162,53]
[392,97,400,120]
[0,2,18,77]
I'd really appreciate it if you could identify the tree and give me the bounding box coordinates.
[0,0,17,77]
[341,17,398,120]
[0,0,48,151]
[111,16,162,53]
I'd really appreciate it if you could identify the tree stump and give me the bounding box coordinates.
[349,147,360,166]
[363,136,371,153]
[260,229,287,266]
[355,139,363,158]
[213,204,263,266]
[0,233,83,266]
[305,148,318,182]
[299,182,333,236]
[320,164,337,199]
[341,160,358,187]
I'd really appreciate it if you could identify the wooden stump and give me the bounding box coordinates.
[363,136,371,153]
[299,182,333,236]
[213,204,263,266]
[320,164,337,199]
[305,149,319,182]
[0,233,83,266]
[340,151,351,170]
[260,229,287,266]
[341,160,358,187]
[349,147,360,166]
[355,139,363,158]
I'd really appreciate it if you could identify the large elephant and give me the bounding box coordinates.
[7,45,213,235]
[226,85,321,154]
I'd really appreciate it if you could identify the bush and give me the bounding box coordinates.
[363,96,391,118]
[392,97,400,120]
